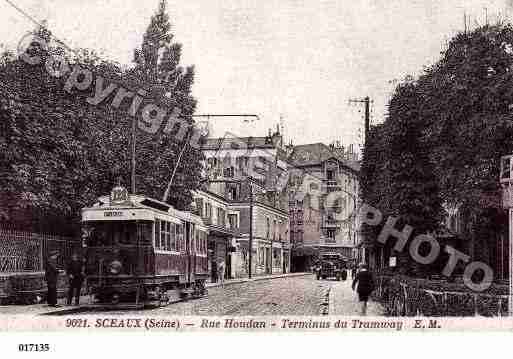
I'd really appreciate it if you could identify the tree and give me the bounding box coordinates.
[0,4,203,234]
[386,81,444,233]
[419,24,513,264]
[128,0,203,209]
[360,24,513,273]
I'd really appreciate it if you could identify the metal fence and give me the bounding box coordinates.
[375,275,509,317]
[0,228,81,273]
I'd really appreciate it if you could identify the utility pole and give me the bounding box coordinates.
[248,183,253,279]
[348,96,371,265]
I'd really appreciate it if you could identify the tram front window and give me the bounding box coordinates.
[84,222,152,247]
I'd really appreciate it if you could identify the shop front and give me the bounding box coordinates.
[206,227,236,283]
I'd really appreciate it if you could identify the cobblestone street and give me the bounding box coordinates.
[0,274,387,316]
[150,274,329,316]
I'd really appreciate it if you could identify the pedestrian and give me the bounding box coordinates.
[351,263,375,316]
[66,253,84,306]
[217,260,225,288]
[44,251,60,307]
[351,265,357,279]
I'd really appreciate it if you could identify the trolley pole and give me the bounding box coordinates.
[248,184,253,279]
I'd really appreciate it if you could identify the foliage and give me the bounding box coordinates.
[0,1,202,233]
[360,24,513,267]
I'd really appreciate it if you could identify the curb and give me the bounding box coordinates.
[206,272,312,289]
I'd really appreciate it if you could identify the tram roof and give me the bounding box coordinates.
[82,194,204,225]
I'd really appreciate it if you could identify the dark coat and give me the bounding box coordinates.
[352,270,375,295]
[66,259,84,282]
[44,260,59,285]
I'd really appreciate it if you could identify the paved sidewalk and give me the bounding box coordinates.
[0,295,87,316]
[328,277,385,316]
[206,272,312,288]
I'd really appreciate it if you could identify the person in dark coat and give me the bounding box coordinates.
[66,253,84,306]
[44,251,60,307]
[351,263,375,315]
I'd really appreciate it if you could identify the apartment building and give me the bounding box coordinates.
[287,142,360,271]
[197,128,291,278]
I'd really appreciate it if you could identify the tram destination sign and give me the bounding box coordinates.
[82,208,154,222]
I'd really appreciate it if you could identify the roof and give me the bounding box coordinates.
[200,134,289,161]
[200,136,276,150]
[288,143,360,172]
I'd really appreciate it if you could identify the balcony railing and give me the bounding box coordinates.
[321,218,339,228]
[321,237,337,244]
[202,217,213,226]
[202,217,240,236]
[322,180,341,192]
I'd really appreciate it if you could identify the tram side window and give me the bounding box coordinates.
[175,224,180,252]
[155,220,175,252]
[170,223,176,251]
[155,219,161,249]
[176,224,183,252]
[167,222,172,250]
[201,231,207,255]
[160,220,166,250]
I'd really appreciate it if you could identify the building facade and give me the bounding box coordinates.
[287,142,360,271]
[197,128,291,278]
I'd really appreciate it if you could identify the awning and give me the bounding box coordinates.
[206,224,238,237]
[292,246,318,256]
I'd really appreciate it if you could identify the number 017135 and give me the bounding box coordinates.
[18,344,50,352]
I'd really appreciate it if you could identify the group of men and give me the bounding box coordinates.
[44,251,84,307]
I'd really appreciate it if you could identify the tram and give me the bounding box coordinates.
[81,185,208,307]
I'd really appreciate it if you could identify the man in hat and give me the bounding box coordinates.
[66,253,84,306]
[44,251,60,307]
[352,263,375,315]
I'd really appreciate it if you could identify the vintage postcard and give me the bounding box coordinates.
[0,0,513,352]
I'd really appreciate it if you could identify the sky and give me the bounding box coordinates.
[1,0,513,152]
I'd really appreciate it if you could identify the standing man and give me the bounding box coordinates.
[44,251,60,307]
[217,260,226,288]
[352,263,375,315]
[66,253,84,306]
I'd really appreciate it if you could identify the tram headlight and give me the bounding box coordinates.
[109,260,122,275]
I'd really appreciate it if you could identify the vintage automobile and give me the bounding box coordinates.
[316,253,347,281]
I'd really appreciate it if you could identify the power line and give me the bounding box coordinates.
[3,0,77,55]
